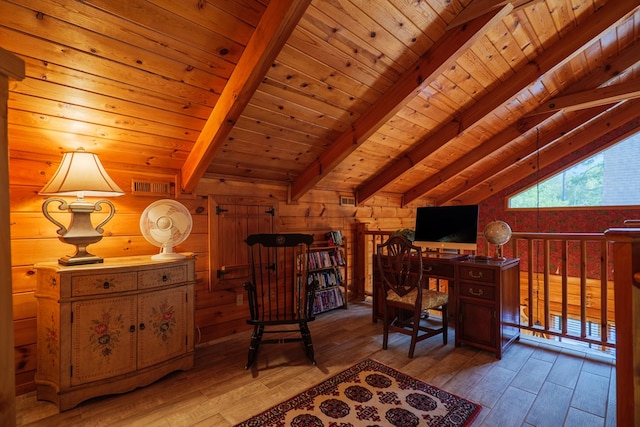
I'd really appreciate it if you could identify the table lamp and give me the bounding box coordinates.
[39,148,124,265]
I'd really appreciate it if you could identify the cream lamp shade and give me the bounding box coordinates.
[39,148,124,197]
[40,148,124,265]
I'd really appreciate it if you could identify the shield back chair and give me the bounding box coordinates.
[243,233,318,369]
[376,235,449,358]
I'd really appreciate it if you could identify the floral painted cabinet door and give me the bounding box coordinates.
[71,296,137,386]
[137,287,189,369]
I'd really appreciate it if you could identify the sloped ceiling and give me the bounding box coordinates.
[4,0,640,206]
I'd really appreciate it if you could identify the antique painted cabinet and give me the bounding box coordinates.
[34,255,196,411]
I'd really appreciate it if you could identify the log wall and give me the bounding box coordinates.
[9,162,423,395]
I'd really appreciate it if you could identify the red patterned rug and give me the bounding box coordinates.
[236,358,481,427]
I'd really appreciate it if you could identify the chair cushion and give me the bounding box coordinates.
[386,288,448,309]
[421,290,448,310]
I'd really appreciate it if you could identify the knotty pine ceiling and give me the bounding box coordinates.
[4,0,640,206]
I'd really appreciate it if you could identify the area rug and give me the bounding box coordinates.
[236,358,481,427]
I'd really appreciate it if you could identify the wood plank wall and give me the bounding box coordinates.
[9,160,423,395]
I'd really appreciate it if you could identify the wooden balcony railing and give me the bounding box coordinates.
[353,223,616,354]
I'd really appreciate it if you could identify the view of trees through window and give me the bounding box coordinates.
[508,130,640,208]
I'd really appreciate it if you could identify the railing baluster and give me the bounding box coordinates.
[600,240,609,346]
[580,240,587,339]
[544,239,550,331]
[528,239,535,329]
[561,241,568,336]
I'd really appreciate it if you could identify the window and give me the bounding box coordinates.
[508,131,640,208]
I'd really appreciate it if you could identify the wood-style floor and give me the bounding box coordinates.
[16,302,616,427]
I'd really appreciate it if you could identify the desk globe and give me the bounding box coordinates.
[483,220,512,260]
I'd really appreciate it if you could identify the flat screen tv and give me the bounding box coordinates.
[414,204,479,251]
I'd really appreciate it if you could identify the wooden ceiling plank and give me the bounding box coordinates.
[13,0,241,78]
[455,99,640,205]
[289,5,513,202]
[446,0,542,30]
[10,93,197,141]
[181,0,312,193]
[403,125,533,205]
[80,0,250,64]
[356,0,638,205]
[435,106,613,204]
[3,1,228,93]
[406,38,640,204]
[527,79,640,115]
[1,26,218,109]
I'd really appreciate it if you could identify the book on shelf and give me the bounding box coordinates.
[313,286,344,314]
[326,230,343,246]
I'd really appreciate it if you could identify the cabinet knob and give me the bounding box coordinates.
[162,275,168,282]
[139,323,146,330]
[469,288,484,296]
[129,325,135,333]
[103,281,110,289]
[468,271,483,279]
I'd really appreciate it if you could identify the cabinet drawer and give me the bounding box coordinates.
[423,262,454,278]
[72,272,138,296]
[138,265,188,289]
[459,283,495,301]
[459,266,496,283]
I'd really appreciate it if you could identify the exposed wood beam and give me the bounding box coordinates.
[356,0,638,205]
[180,0,311,193]
[526,79,640,116]
[438,99,640,205]
[446,0,543,30]
[403,40,640,205]
[288,5,513,202]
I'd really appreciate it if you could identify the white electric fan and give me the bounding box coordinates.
[140,199,193,260]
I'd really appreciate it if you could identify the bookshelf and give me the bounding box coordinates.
[308,231,348,314]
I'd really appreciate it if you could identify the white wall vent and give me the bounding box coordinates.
[339,195,356,206]
[131,179,173,196]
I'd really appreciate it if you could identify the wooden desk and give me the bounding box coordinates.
[372,255,520,358]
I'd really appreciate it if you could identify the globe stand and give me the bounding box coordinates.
[484,220,512,262]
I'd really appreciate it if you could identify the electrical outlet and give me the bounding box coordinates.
[236,293,243,306]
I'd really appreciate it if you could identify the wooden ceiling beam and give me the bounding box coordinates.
[403,40,640,205]
[356,0,637,205]
[438,99,640,206]
[526,79,640,116]
[180,0,311,193]
[288,5,512,202]
[446,0,543,30]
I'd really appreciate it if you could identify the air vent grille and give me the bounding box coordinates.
[339,196,356,206]
[131,179,173,196]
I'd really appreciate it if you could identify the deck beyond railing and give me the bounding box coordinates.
[352,223,616,354]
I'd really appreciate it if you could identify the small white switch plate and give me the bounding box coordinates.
[236,293,243,305]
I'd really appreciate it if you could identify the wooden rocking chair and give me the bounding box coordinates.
[243,233,318,369]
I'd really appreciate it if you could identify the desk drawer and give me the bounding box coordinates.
[459,283,495,301]
[459,266,496,283]
[423,262,454,278]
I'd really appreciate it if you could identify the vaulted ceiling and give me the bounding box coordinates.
[4,0,640,206]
